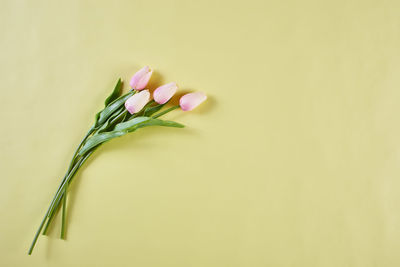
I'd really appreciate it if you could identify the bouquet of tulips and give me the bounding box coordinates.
[28,66,207,255]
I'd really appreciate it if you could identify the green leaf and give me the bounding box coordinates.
[79,117,184,156]
[108,109,128,130]
[97,106,125,133]
[94,91,134,128]
[143,103,165,117]
[94,112,100,126]
[113,117,151,132]
[133,118,185,130]
[78,131,126,156]
[114,116,184,132]
[79,117,150,155]
[104,78,123,106]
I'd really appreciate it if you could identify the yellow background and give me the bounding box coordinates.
[1,0,400,266]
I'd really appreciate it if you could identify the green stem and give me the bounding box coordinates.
[42,150,94,236]
[29,151,94,255]
[58,126,94,236]
[152,105,180,119]
[45,152,93,228]
[30,90,133,254]
[50,149,96,218]
[61,183,68,239]
[41,147,98,236]
[41,201,57,235]
[28,157,83,255]
[146,100,156,108]
[49,126,95,212]
[30,92,172,254]
[28,126,96,255]
[28,208,51,255]
[66,126,95,173]
[42,126,95,236]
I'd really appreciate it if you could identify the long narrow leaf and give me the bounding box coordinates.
[97,105,125,133]
[78,118,149,155]
[78,131,125,156]
[143,103,165,117]
[79,117,184,156]
[95,91,134,127]
[134,118,185,130]
[114,117,184,132]
[104,78,123,106]
[113,117,151,132]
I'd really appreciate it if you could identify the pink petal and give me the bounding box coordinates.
[129,66,152,90]
[179,92,207,111]
[153,82,178,104]
[135,69,153,90]
[125,90,150,114]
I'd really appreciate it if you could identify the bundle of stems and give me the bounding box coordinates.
[28,80,183,255]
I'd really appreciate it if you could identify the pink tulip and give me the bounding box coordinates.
[129,66,153,90]
[125,90,150,114]
[153,82,178,104]
[179,92,207,111]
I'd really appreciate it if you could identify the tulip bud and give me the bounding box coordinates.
[125,90,150,114]
[129,66,153,90]
[179,92,207,111]
[153,82,178,104]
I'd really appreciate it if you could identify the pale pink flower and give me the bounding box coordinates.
[129,66,153,90]
[179,92,207,111]
[153,82,178,104]
[125,90,150,114]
